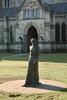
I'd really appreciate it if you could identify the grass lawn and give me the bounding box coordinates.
[0,53,67,100]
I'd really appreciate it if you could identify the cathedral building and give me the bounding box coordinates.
[0,0,67,53]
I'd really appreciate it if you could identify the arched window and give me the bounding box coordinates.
[26,9,29,18]
[5,0,9,8]
[32,9,34,17]
[23,9,26,18]
[9,0,15,7]
[33,8,37,18]
[10,25,14,43]
[55,23,60,42]
[61,23,66,42]
[36,8,40,18]
[28,9,32,18]
[23,8,40,19]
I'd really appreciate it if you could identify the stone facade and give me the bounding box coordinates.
[50,0,67,3]
[0,0,67,53]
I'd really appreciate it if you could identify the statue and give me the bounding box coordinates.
[24,38,39,87]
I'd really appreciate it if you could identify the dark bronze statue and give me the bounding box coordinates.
[24,38,39,87]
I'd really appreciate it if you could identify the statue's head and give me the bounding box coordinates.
[31,38,37,46]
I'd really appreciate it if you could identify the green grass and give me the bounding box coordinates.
[0,91,66,100]
[0,53,14,58]
[0,53,28,61]
[0,53,67,100]
[39,53,67,63]
[1,53,67,63]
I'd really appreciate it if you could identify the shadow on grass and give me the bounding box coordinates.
[60,88,67,92]
[9,94,21,97]
[38,83,67,92]
[1,53,67,63]
[25,83,67,92]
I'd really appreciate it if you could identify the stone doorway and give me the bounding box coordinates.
[27,26,38,52]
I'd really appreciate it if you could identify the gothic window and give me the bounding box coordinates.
[28,9,31,18]
[55,23,60,42]
[9,0,13,7]
[61,23,66,42]
[5,0,6,7]
[8,0,9,7]
[36,8,40,18]
[10,25,14,43]
[5,0,9,8]
[32,9,34,17]
[23,9,26,18]
[33,8,37,18]
[0,25,4,44]
[15,0,20,7]
[9,0,15,7]
[23,8,40,19]
[26,9,29,18]
[28,9,32,18]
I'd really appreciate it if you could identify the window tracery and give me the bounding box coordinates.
[23,8,40,19]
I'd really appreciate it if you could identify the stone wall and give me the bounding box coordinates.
[0,0,67,53]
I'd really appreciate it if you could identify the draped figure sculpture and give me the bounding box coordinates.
[24,38,39,87]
